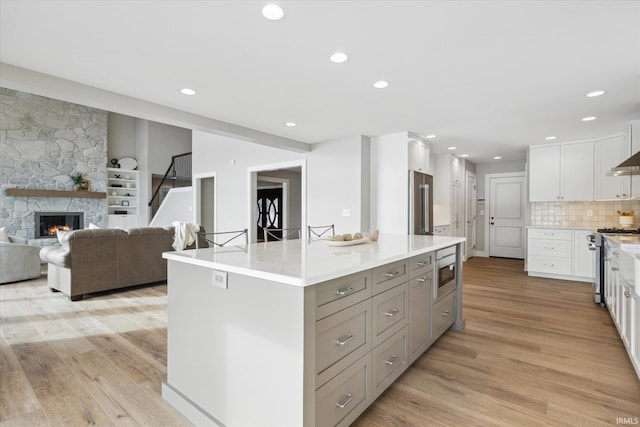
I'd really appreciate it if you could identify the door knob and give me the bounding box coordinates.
[490,222,494,225]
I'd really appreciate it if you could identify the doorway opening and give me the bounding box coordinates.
[485,172,526,259]
[193,172,216,233]
[249,160,306,243]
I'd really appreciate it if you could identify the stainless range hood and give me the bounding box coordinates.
[609,151,640,176]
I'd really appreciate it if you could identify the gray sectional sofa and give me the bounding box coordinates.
[40,226,206,301]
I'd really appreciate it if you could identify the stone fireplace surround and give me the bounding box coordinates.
[0,88,108,245]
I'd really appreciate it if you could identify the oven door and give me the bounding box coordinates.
[436,254,456,299]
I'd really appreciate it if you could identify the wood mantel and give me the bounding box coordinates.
[5,188,107,199]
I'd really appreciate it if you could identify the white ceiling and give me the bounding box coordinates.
[1,1,639,163]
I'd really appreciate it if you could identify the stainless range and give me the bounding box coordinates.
[588,227,640,307]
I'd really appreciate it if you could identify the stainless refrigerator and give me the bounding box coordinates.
[409,171,433,235]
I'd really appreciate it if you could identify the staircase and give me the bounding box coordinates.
[149,152,192,219]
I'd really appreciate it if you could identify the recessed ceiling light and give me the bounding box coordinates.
[373,80,389,89]
[285,122,296,127]
[330,52,348,63]
[459,154,469,158]
[262,4,284,20]
[545,136,557,140]
[587,90,606,98]
[448,146,456,150]
[426,135,436,139]
[180,88,196,96]
[582,116,597,121]
[493,156,502,160]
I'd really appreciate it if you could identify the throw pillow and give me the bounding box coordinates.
[0,227,10,243]
[89,223,100,229]
[56,229,68,244]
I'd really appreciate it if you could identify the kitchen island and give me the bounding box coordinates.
[162,234,465,427]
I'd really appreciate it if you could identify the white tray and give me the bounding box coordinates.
[325,238,370,247]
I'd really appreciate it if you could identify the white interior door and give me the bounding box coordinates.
[466,172,477,260]
[489,175,525,259]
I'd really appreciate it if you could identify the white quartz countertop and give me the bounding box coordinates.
[163,234,465,287]
[604,234,640,256]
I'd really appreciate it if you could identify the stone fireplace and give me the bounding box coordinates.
[34,211,84,239]
[0,88,108,244]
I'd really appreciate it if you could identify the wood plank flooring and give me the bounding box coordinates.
[1,257,638,426]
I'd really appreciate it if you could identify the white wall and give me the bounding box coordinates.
[107,113,137,160]
[149,187,194,227]
[148,121,192,175]
[370,132,410,234]
[192,132,370,235]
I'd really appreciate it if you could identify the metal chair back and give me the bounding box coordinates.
[308,224,335,241]
[264,227,301,242]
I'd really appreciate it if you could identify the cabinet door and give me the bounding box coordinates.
[408,273,432,362]
[529,145,561,201]
[572,230,595,278]
[409,140,429,173]
[595,135,630,200]
[562,142,594,201]
[450,156,462,187]
[631,292,639,376]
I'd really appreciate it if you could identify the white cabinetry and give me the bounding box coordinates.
[528,142,594,202]
[107,167,139,228]
[434,154,465,238]
[595,134,630,200]
[603,239,640,380]
[573,229,596,279]
[527,228,595,282]
[408,137,430,174]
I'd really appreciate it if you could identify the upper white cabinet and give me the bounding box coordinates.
[529,141,594,202]
[595,134,630,200]
[434,154,465,237]
[408,137,430,174]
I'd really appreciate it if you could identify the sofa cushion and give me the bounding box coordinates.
[40,245,71,268]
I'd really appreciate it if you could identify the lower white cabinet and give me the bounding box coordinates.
[631,291,640,379]
[527,228,595,282]
[108,214,138,229]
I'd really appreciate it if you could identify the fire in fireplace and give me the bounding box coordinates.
[34,212,84,239]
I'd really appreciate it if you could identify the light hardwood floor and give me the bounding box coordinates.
[1,258,639,426]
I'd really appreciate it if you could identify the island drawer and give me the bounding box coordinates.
[316,299,372,387]
[433,292,456,337]
[372,260,408,295]
[315,270,372,320]
[371,282,408,347]
[372,326,407,398]
[316,354,371,427]
[409,252,434,279]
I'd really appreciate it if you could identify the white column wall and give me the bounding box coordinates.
[370,132,409,234]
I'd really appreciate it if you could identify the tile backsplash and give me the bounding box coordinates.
[530,201,640,229]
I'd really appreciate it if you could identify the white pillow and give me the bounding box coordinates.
[88,223,100,229]
[0,227,10,243]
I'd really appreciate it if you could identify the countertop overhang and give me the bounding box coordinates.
[163,234,465,287]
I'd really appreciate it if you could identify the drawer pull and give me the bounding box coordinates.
[336,286,354,296]
[417,260,429,266]
[442,309,450,317]
[385,271,400,278]
[336,392,354,409]
[544,246,554,250]
[385,308,400,317]
[544,263,555,267]
[543,233,554,236]
[336,333,355,346]
[384,354,399,365]
[417,277,427,283]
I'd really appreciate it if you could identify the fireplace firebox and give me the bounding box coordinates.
[34,212,84,239]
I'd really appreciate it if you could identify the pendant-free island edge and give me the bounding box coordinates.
[162,233,465,427]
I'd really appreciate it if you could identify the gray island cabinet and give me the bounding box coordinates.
[162,234,465,427]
